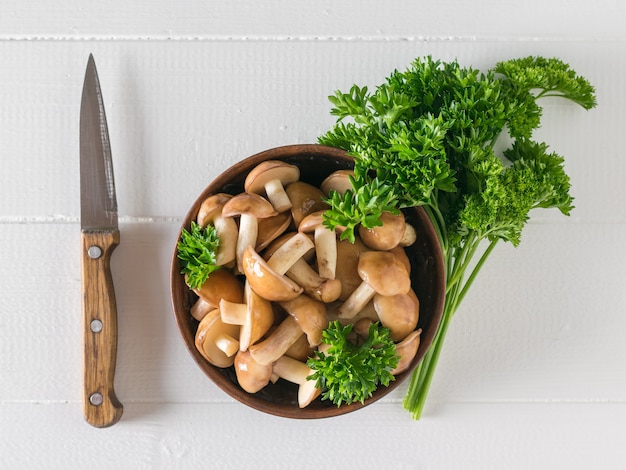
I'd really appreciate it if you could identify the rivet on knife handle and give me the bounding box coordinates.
[82,229,123,428]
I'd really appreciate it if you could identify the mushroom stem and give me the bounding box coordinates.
[286,258,342,303]
[399,223,417,247]
[266,232,314,275]
[337,281,376,319]
[218,299,248,325]
[264,178,293,212]
[272,355,321,408]
[236,213,258,273]
[215,333,240,357]
[314,225,337,279]
[248,315,304,365]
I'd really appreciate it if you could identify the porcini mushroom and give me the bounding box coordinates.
[234,349,274,393]
[248,315,304,365]
[334,235,370,300]
[372,290,419,341]
[196,193,238,266]
[265,231,315,275]
[391,329,421,375]
[218,282,275,351]
[284,258,342,303]
[222,192,278,273]
[337,250,411,319]
[244,160,300,212]
[285,181,328,228]
[195,308,241,368]
[320,169,355,196]
[272,355,321,408]
[299,210,338,280]
[358,211,408,251]
[193,268,244,309]
[241,245,303,302]
[279,294,327,347]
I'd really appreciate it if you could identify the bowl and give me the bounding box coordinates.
[170,144,445,419]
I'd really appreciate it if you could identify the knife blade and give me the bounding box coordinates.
[80,54,123,428]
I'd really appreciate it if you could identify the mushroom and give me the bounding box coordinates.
[218,282,275,351]
[285,333,315,362]
[334,235,370,300]
[299,210,338,280]
[391,329,422,375]
[337,250,411,319]
[265,231,315,275]
[193,268,244,309]
[272,355,321,408]
[248,315,304,365]
[358,211,410,251]
[241,245,303,302]
[320,169,355,197]
[244,160,300,212]
[196,193,238,266]
[279,294,327,347]
[372,289,419,341]
[284,258,342,303]
[285,181,328,228]
[255,211,292,251]
[233,349,274,393]
[222,192,278,273]
[195,308,241,368]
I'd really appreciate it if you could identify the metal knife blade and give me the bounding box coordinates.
[80,54,123,428]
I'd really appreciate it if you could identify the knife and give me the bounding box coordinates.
[80,54,123,428]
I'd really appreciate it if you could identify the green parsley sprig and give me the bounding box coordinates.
[307,320,399,406]
[318,55,596,418]
[177,221,221,289]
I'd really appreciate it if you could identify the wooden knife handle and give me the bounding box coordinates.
[81,230,123,428]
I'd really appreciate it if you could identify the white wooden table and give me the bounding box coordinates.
[2,2,625,468]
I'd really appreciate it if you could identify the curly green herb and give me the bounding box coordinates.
[177,221,221,289]
[318,55,596,418]
[307,320,399,406]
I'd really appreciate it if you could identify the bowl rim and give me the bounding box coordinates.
[170,143,446,419]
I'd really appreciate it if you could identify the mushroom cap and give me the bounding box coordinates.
[320,169,355,197]
[222,192,278,219]
[373,290,419,341]
[193,268,245,308]
[391,329,422,375]
[255,211,292,251]
[239,282,275,351]
[234,349,273,393]
[241,245,303,302]
[298,210,326,233]
[285,181,328,228]
[244,160,300,194]
[195,308,241,368]
[335,236,370,300]
[358,211,407,251]
[357,250,411,296]
[196,193,233,226]
[279,294,327,346]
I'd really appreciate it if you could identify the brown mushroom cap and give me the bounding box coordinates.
[222,192,278,219]
[285,181,328,228]
[391,329,422,375]
[320,169,355,196]
[195,308,241,368]
[248,315,305,365]
[279,294,327,346]
[255,211,292,251]
[357,250,411,297]
[244,160,300,212]
[197,193,233,226]
[358,211,407,251]
[373,291,419,342]
[234,349,274,393]
[241,245,303,302]
[196,193,238,266]
[335,236,370,300]
[193,268,245,309]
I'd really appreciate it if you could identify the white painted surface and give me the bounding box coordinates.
[1,2,624,468]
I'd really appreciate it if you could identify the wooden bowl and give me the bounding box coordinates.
[170,144,445,419]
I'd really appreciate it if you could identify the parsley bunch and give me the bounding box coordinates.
[177,221,221,289]
[307,321,399,406]
[318,56,596,418]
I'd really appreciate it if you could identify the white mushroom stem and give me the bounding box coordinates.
[337,281,376,319]
[215,332,240,357]
[190,297,213,321]
[313,225,337,279]
[286,258,342,303]
[272,355,321,408]
[248,315,304,365]
[399,223,417,247]
[212,215,238,265]
[264,179,293,212]
[235,213,258,273]
[218,298,248,325]
[266,232,314,275]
